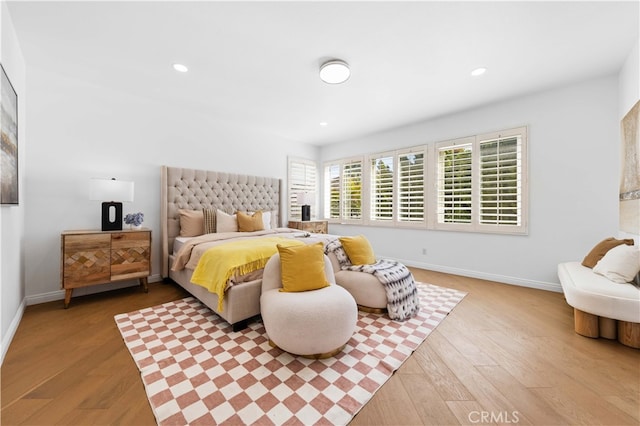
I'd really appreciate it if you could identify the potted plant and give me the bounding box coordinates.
[124,212,144,229]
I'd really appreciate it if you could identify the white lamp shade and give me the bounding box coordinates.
[295,192,313,206]
[89,178,134,202]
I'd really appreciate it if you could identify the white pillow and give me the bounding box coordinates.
[262,211,271,230]
[216,209,238,232]
[593,243,640,283]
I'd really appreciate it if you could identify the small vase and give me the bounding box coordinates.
[129,224,142,230]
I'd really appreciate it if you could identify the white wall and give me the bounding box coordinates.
[321,75,621,290]
[23,65,318,303]
[619,39,639,119]
[618,39,639,243]
[1,3,27,363]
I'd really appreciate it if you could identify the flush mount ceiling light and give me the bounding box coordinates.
[320,60,350,84]
[172,63,188,73]
[471,67,487,77]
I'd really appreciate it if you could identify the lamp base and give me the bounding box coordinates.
[101,201,123,231]
[301,205,311,222]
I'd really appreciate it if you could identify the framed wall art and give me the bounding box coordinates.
[620,100,640,234]
[1,63,18,205]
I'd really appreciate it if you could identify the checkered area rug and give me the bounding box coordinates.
[115,282,466,426]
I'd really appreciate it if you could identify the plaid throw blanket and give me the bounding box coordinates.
[325,239,420,321]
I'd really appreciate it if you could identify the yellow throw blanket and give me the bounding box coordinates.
[190,236,304,311]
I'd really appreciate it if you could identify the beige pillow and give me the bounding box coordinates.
[582,238,635,268]
[593,244,640,283]
[237,210,264,232]
[179,209,204,237]
[216,209,238,232]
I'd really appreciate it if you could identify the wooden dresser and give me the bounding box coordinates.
[60,229,151,308]
[287,220,328,234]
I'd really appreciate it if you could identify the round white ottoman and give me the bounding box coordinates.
[326,250,387,312]
[334,270,387,312]
[260,254,358,358]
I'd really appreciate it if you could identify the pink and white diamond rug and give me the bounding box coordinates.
[115,282,466,426]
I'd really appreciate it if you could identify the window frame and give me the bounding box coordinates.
[322,126,528,235]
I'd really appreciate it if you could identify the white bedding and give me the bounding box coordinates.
[173,236,190,255]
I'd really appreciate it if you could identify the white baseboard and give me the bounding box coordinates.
[1,298,26,365]
[25,273,164,306]
[395,258,563,293]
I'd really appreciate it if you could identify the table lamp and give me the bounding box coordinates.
[89,178,134,231]
[296,192,313,222]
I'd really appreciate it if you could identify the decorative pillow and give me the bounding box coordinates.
[178,209,204,237]
[582,237,635,268]
[339,235,376,265]
[278,242,330,292]
[593,244,640,284]
[215,209,238,233]
[203,208,216,234]
[247,210,271,230]
[261,211,272,230]
[324,238,352,268]
[237,210,264,232]
[269,210,278,229]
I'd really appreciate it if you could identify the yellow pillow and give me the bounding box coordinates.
[278,242,330,292]
[340,235,376,265]
[237,210,264,232]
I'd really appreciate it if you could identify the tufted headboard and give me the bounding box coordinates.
[160,165,281,277]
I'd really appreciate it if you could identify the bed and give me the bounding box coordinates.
[161,165,333,331]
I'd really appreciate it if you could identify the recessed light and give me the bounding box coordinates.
[471,67,486,77]
[173,63,188,73]
[320,121,328,127]
[320,60,350,84]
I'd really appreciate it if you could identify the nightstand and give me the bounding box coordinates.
[60,228,151,308]
[288,220,328,234]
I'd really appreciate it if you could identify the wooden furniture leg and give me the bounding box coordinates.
[618,321,640,349]
[574,308,599,338]
[139,277,149,293]
[64,289,73,309]
[599,317,617,339]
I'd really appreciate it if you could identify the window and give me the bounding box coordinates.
[288,157,317,220]
[324,157,363,222]
[436,138,473,226]
[322,126,527,235]
[435,127,527,234]
[370,153,394,222]
[479,134,522,226]
[397,149,426,223]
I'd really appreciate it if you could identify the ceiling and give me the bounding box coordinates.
[6,1,639,146]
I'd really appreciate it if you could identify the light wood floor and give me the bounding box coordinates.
[2,269,638,425]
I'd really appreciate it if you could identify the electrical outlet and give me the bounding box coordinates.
[422,248,427,255]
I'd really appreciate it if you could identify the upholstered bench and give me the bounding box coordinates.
[558,261,640,348]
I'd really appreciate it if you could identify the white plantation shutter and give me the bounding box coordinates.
[370,153,394,221]
[321,127,527,234]
[342,159,363,220]
[397,149,425,223]
[324,163,341,219]
[288,157,317,220]
[479,135,522,226]
[324,158,363,222]
[437,139,473,225]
